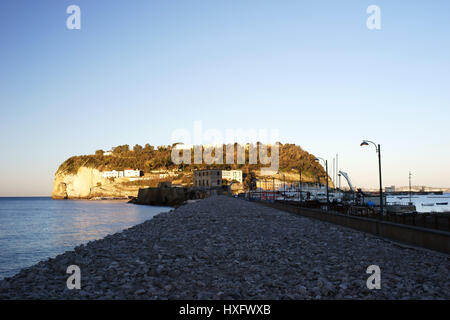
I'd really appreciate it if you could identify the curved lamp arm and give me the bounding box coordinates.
[315,157,326,165]
[360,140,379,153]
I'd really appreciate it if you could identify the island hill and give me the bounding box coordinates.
[51,143,330,200]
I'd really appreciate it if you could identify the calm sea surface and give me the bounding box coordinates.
[387,193,450,213]
[0,197,170,280]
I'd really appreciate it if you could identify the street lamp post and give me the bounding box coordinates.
[338,173,341,190]
[299,168,302,203]
[360,140,384,215]
[315,157,329,206]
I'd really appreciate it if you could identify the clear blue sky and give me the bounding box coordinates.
[1,0,449,196]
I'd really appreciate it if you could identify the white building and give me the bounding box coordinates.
[193,169,222,188]
[102,169,142,179]
[385,185,396,193]
[221,170,243,183]
[102,170,124,178]
[124,169,142,177]
[193,169,243,187]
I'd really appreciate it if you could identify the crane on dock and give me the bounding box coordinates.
[338,171,355,192]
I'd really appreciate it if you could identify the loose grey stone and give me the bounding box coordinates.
[0,196,448,300]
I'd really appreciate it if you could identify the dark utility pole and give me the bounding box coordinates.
[409,171,412,206]
[272,177,275,201]
[325,160,329,205]
[377,144,383,215]
[299,168,302,203]
[315,157,329,207]
[361,140,384,215]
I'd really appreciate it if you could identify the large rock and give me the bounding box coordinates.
[52,167,101,199]
[52,182,68,199]
[51,166,139,199]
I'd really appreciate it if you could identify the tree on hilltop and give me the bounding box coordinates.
[95,150,104,157]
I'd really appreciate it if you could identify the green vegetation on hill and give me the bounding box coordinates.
[56,143,327,180]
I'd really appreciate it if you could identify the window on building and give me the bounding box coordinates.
[217,180,220,185]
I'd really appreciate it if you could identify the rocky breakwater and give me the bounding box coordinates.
[0,196,449,299]
[52,166,139,199]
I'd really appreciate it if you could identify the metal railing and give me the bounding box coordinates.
[242,190,450,232]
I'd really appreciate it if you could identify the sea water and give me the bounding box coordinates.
[387,193,450,213]
[0,197,170,279]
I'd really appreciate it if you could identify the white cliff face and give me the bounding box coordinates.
[52,167,103,199]
[52,166,141,199]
